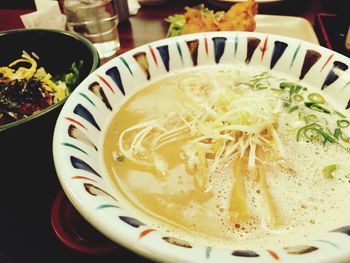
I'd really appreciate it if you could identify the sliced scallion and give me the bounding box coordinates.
[238,82,252,88]
[303,128,320,140]
[295,85,303,94]
[289,105,299,113]
[304,102,331,114]
[308,93,325,104]
[283,102,290,108]
[337,119,350,128]
[318,129,336,144]
[255,83,268,89]
[271,88,284,93]
[322,164,338,179]
[334,128,342,138]
[298,112,306,120]
[340,133,350,143]
[306,114,318,123]
[289,86,296,95]
[279,82,303,91]
[297,123,336,144]
[293,94,304,102]
[326,127,333,136]
[297,123,322,141]
[279,82,291,89]
[334,110,347,118]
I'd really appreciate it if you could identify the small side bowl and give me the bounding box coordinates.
[0,29,99,132]
[0,29,99,201]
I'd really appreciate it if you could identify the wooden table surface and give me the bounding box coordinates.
[0,0,331,262]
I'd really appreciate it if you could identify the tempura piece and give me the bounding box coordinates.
[218,0,258,32]
[182,7,220,35]
[166,1,258,37]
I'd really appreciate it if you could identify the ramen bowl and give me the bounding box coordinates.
[53,32,350,262]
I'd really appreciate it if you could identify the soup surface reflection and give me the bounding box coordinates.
[103,66,350,248]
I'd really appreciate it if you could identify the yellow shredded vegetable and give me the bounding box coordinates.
[1,51,67,102]
[1,51,82,126]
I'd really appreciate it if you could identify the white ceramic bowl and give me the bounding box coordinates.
[53,32,350,263]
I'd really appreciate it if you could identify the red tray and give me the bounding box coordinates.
[51,190,122,255]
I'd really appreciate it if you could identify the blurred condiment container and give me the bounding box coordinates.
[63,0,121,59]
[113,0,129,23]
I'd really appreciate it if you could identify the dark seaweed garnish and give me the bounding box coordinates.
[0,59,83,126]
[0,77,53,125]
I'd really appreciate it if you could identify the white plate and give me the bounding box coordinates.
[254,14,319,44]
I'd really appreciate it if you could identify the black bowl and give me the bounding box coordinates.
[0,29,100,131]
[0,29,99,222]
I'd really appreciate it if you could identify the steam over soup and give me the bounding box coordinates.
[103,66,350,249]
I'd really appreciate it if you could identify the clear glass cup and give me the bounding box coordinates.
[63,0,120,59]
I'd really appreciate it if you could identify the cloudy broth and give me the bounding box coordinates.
[103,66,350,249]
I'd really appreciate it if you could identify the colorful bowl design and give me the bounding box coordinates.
[53,32,350,263]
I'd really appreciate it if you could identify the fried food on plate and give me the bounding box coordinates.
[218,0,258,31]
[166,0,258,37]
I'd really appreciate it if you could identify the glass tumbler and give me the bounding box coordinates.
[63,0,120,59]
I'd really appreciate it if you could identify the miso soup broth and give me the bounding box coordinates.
[103,66,350,249]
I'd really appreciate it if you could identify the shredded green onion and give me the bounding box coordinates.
[304,128,320,141]
[293,94,303,102]
[334,110,347,118]
[319,129,336,144]
[281,82,303,103]
[304,102,331,114]
[289,105,299,113]
[334,128,342,138]
[306,114,318,123]
[255,84,268,89]
[271,88,284,93]
[322,164,338,179]
[279,82,303,92]
[297,123,321,141]
[341,133,350,143]
[298,112,306,120]
[283,102,290,108]
[297,123,336,144]
[337,119,350,128]
[308,93,325,104]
